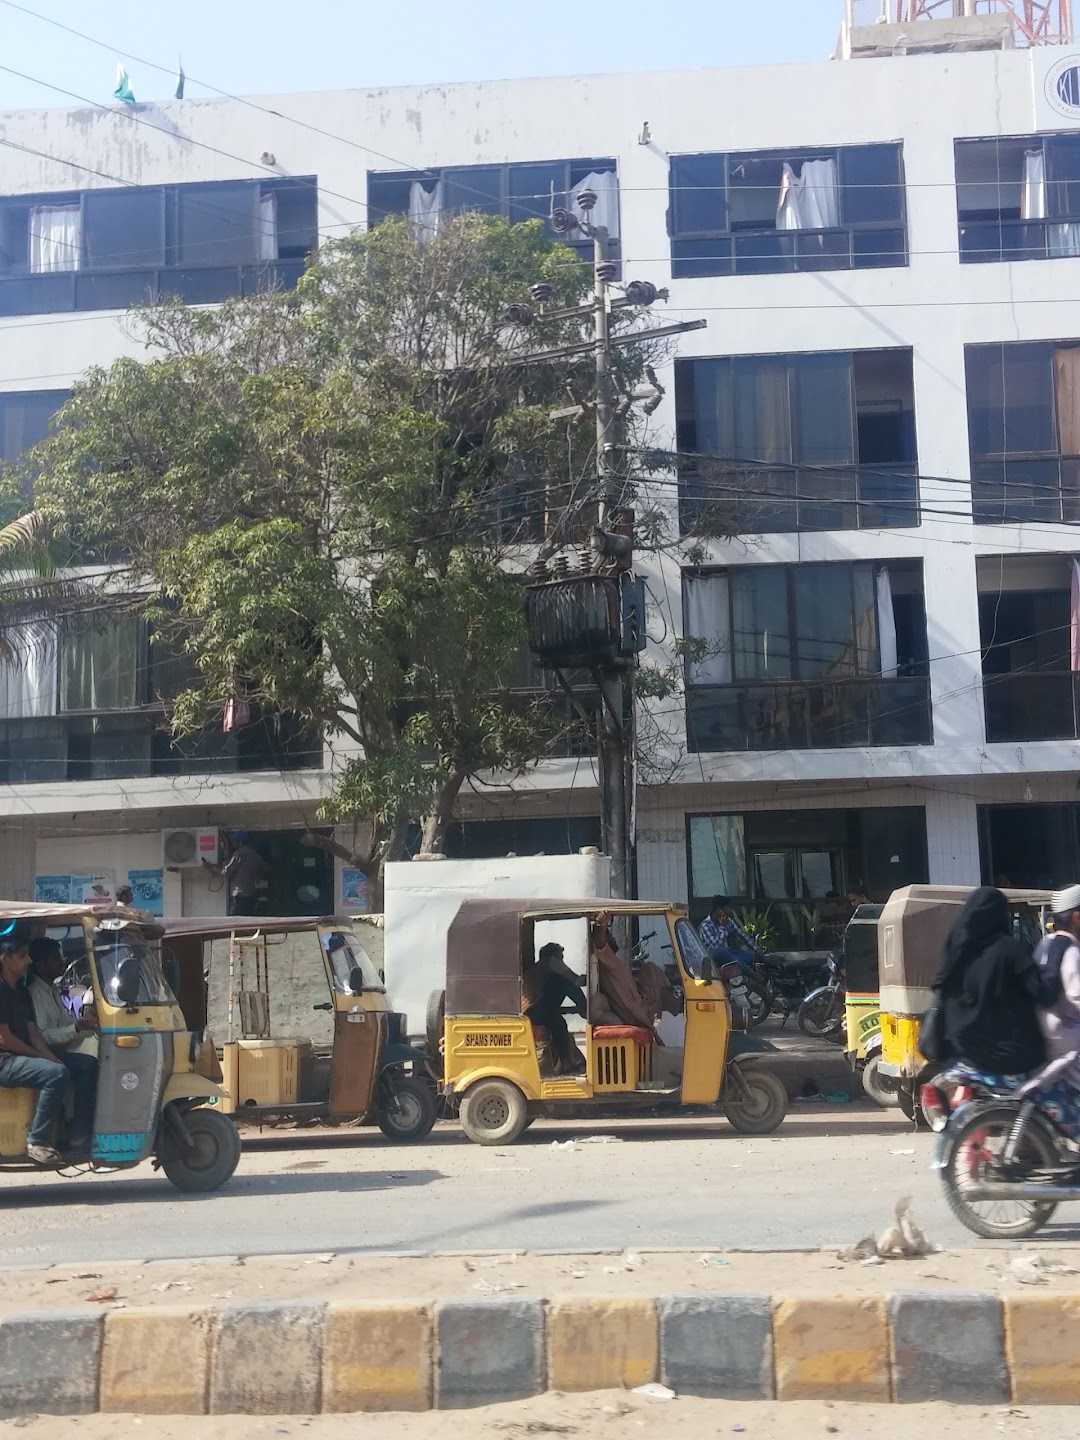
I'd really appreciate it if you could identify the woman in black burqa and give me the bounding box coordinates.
[934,886,1046,1075]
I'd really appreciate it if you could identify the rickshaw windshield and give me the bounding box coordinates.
[677,919,709,978]
[93,926,174,1006]
[321,929,384,994]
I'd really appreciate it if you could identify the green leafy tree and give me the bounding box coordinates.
[29,214,678,903]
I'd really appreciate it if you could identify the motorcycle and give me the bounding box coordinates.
[928,1063,1080,1239]
[796,955,846,1042]
[748,951,834,1029]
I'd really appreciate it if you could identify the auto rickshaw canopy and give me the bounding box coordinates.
[445,897,685,1018]
[878,883,1051,1017]
[0,901,163,939]
[162,914,359,941]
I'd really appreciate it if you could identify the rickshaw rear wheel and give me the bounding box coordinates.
[377,1073,438,1143]
[459,1078,529,1146]
[861,1055,900,1109]
[159,1107,241,1193]
[722,1068,788,1135]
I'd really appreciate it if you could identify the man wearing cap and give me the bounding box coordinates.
[1031,886,1080,1085]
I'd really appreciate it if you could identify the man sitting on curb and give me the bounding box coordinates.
[0,935,93,1164]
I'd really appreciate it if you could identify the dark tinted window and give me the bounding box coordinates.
[0,389,69,462]
[840,145,904,226]
[179,184,257,266]
[83,190,164,269]
[670,153,727,235]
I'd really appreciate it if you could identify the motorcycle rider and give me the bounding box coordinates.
[934,885,1045,1078]
[1020,884,1080,1091]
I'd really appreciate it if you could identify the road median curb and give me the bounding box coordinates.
[3,1289,1079,1414]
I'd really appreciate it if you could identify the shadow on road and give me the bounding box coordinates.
[374,1196,614,1253]
[0,1166,445,1209]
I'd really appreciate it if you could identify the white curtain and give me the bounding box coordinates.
[29,206,81,273]
[1022,150,1046,221]
[60,617,140,711]
[408,180,444,244]
[876,566,898,679]
[258,192,278,261]
[571,170,620,240]
[776,158,840,231]
[0,627,57,718]
[684,574,732,685]
[1071,557,1080,673]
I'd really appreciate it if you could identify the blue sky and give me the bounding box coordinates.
[0,0,841,110]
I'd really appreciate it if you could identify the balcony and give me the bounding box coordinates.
[686,678,932,753]
[0,708,321,785]
[0,260,306,318]
[982,672,1080,744]
[679,462,919,536]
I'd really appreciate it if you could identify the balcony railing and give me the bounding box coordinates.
[686,677,933,753]
[959,219,1080,266]
[0,259,307,318]
[0,708,321,785]
[972,457,1080,525]
[679,463,919,535]
[982,672,1080,743]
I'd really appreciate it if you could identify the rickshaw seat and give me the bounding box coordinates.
[592,1025,654,1047]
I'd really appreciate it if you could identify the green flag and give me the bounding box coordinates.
[175,57,185,100]
[114,63,136,106]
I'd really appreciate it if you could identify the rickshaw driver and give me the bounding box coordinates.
[0,935,95,1164]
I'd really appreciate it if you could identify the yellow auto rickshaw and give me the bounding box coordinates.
[432,897,789,1145]
[839,903,895,1107]
[162,915,436,1143]
[0,902,239,1190]
[878,884,1051,1123]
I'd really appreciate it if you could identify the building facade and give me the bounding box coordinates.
[2,18,1080,930]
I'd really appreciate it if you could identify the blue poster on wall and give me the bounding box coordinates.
[341,867,369,912]
[35,875,72,904]
[127,869,165,917]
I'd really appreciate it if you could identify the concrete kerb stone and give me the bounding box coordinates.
[890,1291,1008,1404]
[0,1310,103,1418]
[659,1293,774,1399]
[210,1301,326,1415]
[15,1287,1080,1413]
[435,1297,545,1409]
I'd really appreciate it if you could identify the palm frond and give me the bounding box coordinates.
[0,510,54,578]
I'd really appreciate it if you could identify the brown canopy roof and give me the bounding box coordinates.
[162,915,355,942]
[445,897,682,1017]
[0,901,158,928]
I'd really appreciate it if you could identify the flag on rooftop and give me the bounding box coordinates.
[114,63,136,106]
[175,57,186,101]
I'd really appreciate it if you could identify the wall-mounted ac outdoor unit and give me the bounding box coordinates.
[162,826,221,870]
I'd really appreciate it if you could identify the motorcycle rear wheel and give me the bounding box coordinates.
[941,1103,1059,1239]
[797,987,844,1040]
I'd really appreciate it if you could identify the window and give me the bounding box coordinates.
[668,144,906,279]
[367,158,619,258]
[0,389,70,463]
[966,340,1080,523]
[683,561,930,752]
[677,348,918,533]
[0,177,318,317]
[977,556,1077,741]
[956,134,1080,264]
[685,806,929,942]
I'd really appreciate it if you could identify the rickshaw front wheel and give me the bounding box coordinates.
[722,1068,788,1135]
[158,1106,242,1193]
[377,1074,437,1143]
[459,1078,529,1146]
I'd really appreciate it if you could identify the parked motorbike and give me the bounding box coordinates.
[928,1064,1080,1239]
[796,955,846,1042]
[749,951,834,1029]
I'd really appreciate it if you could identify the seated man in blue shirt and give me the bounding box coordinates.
[699,896,758,977]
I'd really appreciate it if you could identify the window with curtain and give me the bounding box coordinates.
[668,143,906,278]
[957,133,1080,264]
[367,157,620,260]
[676,348,917,534]
[967,340,1080,524]
[28,205,81,273]
[60,616,142,712]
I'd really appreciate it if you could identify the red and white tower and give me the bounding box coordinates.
[850,1,1073,45]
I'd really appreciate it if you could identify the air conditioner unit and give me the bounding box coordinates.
[162,826,221,870]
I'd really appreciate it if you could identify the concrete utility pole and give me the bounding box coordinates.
[514,196,705,901]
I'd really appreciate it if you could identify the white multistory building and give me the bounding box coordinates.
[1,11,1079,936]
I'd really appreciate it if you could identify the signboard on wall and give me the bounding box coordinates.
[35,875,74,905]
[33,870,166,913]
[1034,49,1080,130]
[127,869,165,917]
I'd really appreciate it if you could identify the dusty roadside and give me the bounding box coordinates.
[0,1393,1070,1439]
[2,1241,1078,1316]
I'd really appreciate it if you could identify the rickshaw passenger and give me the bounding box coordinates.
[591,916,676,1030]
[524,943,586,1073]
[0,937,94,1164]
[28,938,99,1058]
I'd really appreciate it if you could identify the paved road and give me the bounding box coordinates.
[3,1103,1066,1269]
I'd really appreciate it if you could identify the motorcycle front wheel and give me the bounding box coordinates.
[940,1103,1059,1239]
[797,986,844,1040]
